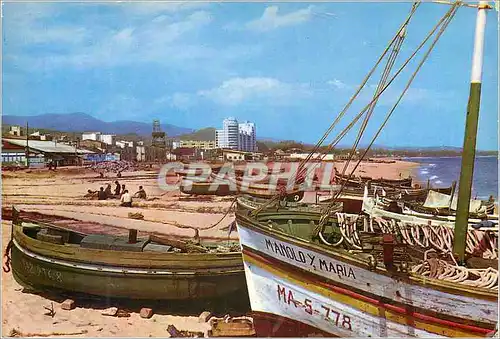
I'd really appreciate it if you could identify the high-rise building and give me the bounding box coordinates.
[238,121,256,152]
[215,118,257,152]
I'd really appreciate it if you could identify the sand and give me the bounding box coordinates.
[1,159,419,337]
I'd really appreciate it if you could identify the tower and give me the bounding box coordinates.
[150,119,166,162]
[152,119,166,147]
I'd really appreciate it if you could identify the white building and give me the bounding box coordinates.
[215,118,256,152]
[238,121,256,152]
[116,140,134,149]
[136,141,146,162]
[9,126,22,136]
[215,117,239,150]
[82,132,115,146]
[82,132,101,141]
[99,134,116,146]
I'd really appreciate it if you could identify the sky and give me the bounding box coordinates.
[2,1,499,150]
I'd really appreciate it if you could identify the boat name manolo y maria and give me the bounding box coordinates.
[264,238,357,280]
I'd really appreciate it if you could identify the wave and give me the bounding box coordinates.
[435,180,443,184]
[428,164,436,167]
[430,175,439,180]
[420,170,429,175]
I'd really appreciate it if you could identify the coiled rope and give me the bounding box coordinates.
[412,250,498,290]
[315,214,498,261]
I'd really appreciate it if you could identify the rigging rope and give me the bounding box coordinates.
[249,3,421,217]
[319,3,460,227]
[338,23,407,184]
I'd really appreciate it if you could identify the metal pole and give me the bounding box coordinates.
[453,1,489,264]
[25,122,30,168]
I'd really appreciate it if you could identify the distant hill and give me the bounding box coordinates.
[179,128,216,141]
[2,113,193,137]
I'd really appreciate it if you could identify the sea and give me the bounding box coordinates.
[406,156,498,200]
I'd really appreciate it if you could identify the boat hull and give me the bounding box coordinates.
[11,240,246,300]
[235,212,497,337]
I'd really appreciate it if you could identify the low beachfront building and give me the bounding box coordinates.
[222,149,263,161]
[179,140,215,149]
[2,138,94,167]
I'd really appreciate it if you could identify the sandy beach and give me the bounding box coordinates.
[1,159,419,337]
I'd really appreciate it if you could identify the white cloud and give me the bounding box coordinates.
[246,5,313,32]
[198,77,312,106]
[327,79,349,90]
[9,10,214,70]
[3,3,90,46]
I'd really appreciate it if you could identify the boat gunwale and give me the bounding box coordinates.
[12,237,244,276]
[13,224,244,271]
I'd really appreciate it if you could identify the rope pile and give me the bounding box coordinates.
[412,251,498,290]
[373,217,498,260]
[316,214,498,261]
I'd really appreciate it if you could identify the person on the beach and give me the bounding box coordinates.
[133,186,147,199]
[117,171,122,178]
[114,181,121,196]
[121,184,126,196]
[105,184,112,197]
[120,190,132,207]
[84,189,98,199]
[98,187,107,200]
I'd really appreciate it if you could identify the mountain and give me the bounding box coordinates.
[179,128,216,141]
[2,113,193,137]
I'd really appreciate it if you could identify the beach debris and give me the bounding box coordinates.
[167,325,184,337]
[208,316,255,337]
[97,327,103,332]
[43,302,56,317]
[60,299,75,311]
[116,309,131,317]
[101,307,118,316]
[150,235,208,253]
[166,325,204,338]
[128,212,144,220]
[9,328,88,337]
[198,311,212,323]
[140,307,154,319]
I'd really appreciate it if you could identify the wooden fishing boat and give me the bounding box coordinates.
[362,192,499,227]
[180,180,235,196]
[363,187,498,223]
[8,208,246,300]
[317,184,454,214]
[335,173,413,188]
[235,209,498,337]
[235,2,498,337]
[180,172,305,202]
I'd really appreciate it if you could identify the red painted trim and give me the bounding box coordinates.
[243,248,493,335]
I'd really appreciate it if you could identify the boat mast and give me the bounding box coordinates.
[453,1,491,264]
